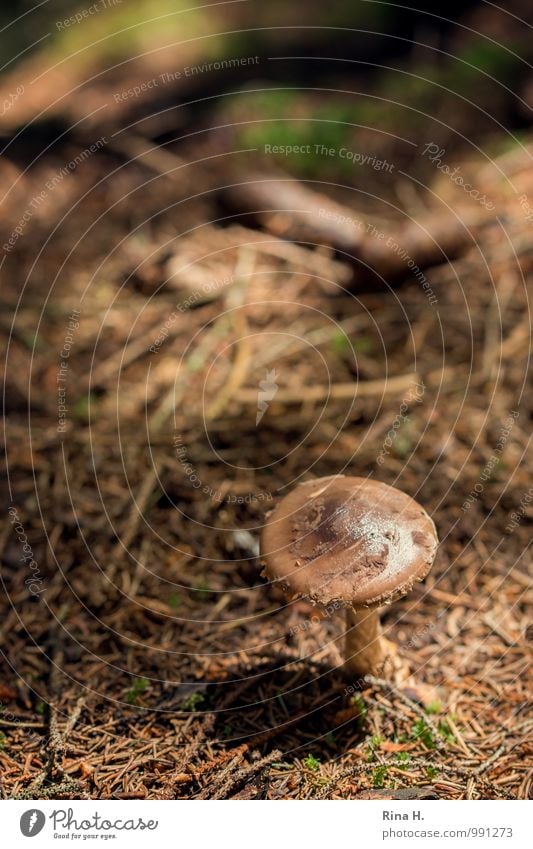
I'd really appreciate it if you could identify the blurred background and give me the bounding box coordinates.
[2,0,533,176]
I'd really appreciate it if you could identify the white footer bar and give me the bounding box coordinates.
[2,799,530,848]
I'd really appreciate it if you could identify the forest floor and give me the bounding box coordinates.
[1,15,532,798]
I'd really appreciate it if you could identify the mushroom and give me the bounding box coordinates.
[261,475,438,680]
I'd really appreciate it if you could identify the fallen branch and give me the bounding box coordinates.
[223,174,485,283]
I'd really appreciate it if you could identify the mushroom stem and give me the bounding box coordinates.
[344,607,387,679]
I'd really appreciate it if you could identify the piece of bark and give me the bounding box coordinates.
[357,786,439,800]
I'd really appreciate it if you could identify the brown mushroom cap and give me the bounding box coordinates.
[261,475,438,608]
